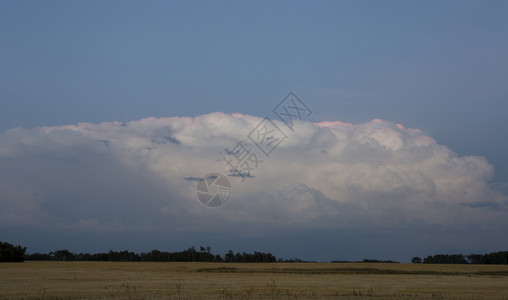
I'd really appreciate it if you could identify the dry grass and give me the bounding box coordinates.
[1,261,508,299]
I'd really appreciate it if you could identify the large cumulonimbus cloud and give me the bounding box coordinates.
[0,112,507,234]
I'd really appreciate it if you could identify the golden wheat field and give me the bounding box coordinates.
[1,261,508,299]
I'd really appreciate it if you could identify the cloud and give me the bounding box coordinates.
[0,113,507,258]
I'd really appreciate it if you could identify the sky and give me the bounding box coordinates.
[1,0,508,262]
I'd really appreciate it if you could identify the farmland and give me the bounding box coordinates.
[1,262,508,299]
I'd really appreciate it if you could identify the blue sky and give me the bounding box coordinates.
[2,0,507,180]
[1,1,508,261]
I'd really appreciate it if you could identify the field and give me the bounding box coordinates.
[1,262,508,299]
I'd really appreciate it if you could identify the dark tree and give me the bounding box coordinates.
[411,257,422,264]
[0,241,27,262]
[225,250,235,262]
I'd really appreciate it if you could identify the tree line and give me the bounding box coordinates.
[3,240,508,264]
[24,246,281,263]
[412,251,508,264]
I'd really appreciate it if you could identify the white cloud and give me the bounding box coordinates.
[0,113,506,237]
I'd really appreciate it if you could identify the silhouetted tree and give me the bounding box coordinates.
[411,257,422,264]
[0,241,27,262]
[225,250,234,262]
